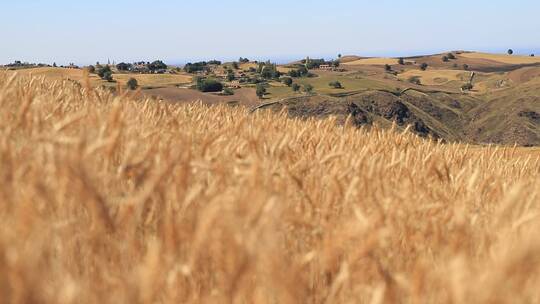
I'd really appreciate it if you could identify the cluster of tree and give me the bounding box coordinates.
[442,53,457,62]
[148,60,167,72]
[257,62,282,79]
[287,66,310,78]
[184,60,220,74]
[238,57,250,63]
[116,62,132,71]
[207,60,222,65]
[196,77,223,92]
[5,61,52,68]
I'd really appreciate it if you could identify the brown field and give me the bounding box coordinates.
[343,58,399,66]
[1,72,540,303]
[5,67,192,88]
[460,52,540,65]
[143,87,260,106]
[398,69,468,86]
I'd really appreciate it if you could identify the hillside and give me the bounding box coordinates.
[3,51,540,146]
[1,72,539,303]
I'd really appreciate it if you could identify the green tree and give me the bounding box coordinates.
[97,65,112,79]
[126,78,138,90]
[507,49,514,55]
[103,71,114,82]
[196,78,223,92]
[282,77,293,86]
[227,70,235,81]
[256,83,266,99]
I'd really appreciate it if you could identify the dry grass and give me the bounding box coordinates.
[460,52,540,64]
[398,69,468,86]
[343,58,399,66]
[1,72,540,304]
[6,67,192,88]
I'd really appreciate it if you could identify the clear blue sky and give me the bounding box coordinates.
[1,0,539,65]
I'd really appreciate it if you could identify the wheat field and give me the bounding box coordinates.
[0,72,539,304]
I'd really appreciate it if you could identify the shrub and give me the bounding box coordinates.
[385,64,392,72]
[196,78,223,92]
[442,56,449,62]
[420,63,428,71]
[398,58,405,65]
[256,83,266,99]
[87,65,96,74]
[447,53,456,60]
[463,64,469,70]
[303,84,314,93]
[126,78,138,90]
[232,62,239,70]
[282,77,293,87]
[329,81,343,89]
[461,83,474,91]
[222,87,234,96]
[531,54,535,57]
[292,83,300,92]
[408,76,421,85]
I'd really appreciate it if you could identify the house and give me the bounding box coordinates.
[227,81,241,89]
[319,64,332,70]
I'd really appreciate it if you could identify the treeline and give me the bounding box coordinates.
[184,60,222,73]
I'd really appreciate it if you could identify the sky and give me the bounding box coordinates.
[1,0,540,65]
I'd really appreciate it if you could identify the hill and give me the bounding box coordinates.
[0,72,539,304]
[4,50,540,146]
